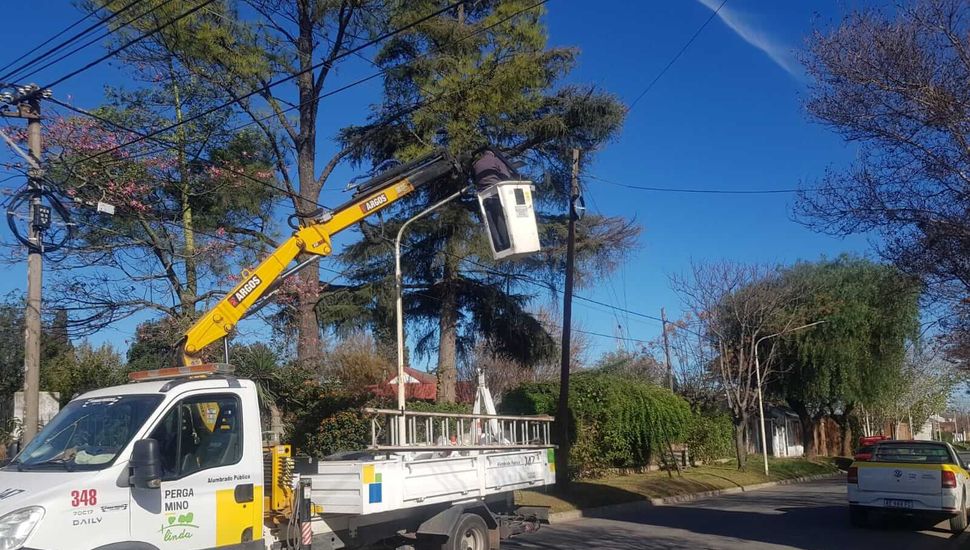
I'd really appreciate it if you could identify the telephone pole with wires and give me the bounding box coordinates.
[661,307,673,391]
[1,84,54,444]
[556,148,583,487]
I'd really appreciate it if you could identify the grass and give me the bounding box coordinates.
[516,457,840,513]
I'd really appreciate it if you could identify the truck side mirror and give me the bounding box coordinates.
[130,438,162,489]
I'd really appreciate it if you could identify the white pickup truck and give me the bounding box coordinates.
[848,440,970,532]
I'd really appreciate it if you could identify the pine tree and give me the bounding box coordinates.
[327,1,638,402]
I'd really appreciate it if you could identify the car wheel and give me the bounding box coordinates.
[950,494,968,533]
[849,505,868,528]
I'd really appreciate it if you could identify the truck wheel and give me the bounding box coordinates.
[950,495,968,533]
[450,514,489,550]
[849,505,868,528]
[416,513,490,550]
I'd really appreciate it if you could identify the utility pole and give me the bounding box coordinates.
[0,84,52,445]
[0,87,52,447]
[2,86,70,446]
[661,307,673,391]
[21,95,43,444]
[556,148,580,487]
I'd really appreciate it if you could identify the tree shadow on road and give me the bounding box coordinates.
[593,479,957,550]
[512,479,960,550]
[521,481,649,511]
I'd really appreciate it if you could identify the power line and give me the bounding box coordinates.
[10,0,178,85]
[74,0,467,165]
[587,174,806,195]
[0,9,101,80]
[23,0,216,94]
[574,328,652,345]
[31,1,665,343]
[0,0,147,84]
[584,188,634,348]
[323,260,656,347]
[6,3,730,351]
[49,108,669,345]
[191,0,550,160]
[628,0,728,111]
[45,0,550,214]
[60,155,666,348]
[61,163,666,350]
[119,223,658,350]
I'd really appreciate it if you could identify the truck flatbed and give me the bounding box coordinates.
[303,448,554,516]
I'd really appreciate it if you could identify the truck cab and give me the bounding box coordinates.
[0,365,265,550]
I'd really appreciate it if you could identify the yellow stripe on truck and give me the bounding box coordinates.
[854,462,970,477]
[216,485,263,545]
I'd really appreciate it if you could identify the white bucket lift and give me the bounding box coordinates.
[476,180,541,260]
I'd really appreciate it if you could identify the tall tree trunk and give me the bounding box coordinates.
[790,400,817,459]
[834,402,855,457]
[818,421,828,456]
[295,260,321,362]
[173,76,197,318]
[839,421,853,457]
[430,0,467,405]
[733,414,748,470]
[437,243,459,403]
[293,3,322,363]
[803,419,817,459]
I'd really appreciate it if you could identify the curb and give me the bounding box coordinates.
[547,472,843,524]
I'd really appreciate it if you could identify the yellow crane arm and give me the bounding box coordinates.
[180,150,459,365]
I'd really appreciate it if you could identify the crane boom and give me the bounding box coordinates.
[179,150,459,365]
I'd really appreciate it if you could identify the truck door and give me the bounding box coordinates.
[129,391,262,548]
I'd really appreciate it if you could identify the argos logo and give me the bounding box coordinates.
[360,193,389,214]
[228,274,262,307]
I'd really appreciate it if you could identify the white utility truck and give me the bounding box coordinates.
[0,365,554,550]
[0,147,554,550]
[848,440,970,532]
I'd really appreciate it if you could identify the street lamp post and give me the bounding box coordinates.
[394,189,465,443]
[753,320,826,476]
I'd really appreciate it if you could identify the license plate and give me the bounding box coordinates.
[885,499,914,509]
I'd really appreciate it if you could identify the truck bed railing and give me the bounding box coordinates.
[364,408,554,451]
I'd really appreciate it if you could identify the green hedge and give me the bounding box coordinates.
[291,386,474,458]
[686,412,734,465]
[502,372,693,477]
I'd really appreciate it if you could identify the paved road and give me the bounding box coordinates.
[505,478,969,550]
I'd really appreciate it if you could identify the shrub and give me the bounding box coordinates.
[284,379,371,457]
[303,409,371,457]
[686,412,734,465]
[291,385,475,458]
[502,372,692,477]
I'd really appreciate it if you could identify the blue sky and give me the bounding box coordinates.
[0,0,878,366]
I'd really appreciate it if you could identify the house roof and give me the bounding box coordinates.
[766,405,800,419]
[367,367,437,401]
[400,367,436,385]
[367,368,476,403]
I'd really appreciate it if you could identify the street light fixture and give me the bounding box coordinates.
[753,320,826,476]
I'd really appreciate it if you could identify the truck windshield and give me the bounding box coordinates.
[9,394,163,471]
